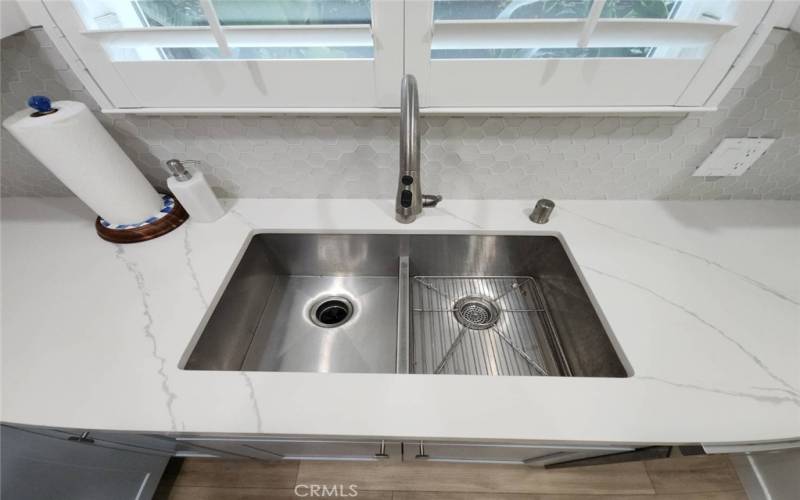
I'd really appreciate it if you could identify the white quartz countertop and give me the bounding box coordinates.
[1,197,798,447]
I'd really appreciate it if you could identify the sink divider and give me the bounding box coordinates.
[396,255,411,374]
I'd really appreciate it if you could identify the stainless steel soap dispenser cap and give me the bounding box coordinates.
[165,159,194,182]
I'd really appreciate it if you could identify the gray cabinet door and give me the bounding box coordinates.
[1,425,168,500]
[13,426,176,457]
[404,440,633,465]
[178,437,399,462]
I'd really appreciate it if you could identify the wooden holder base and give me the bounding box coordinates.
[95,197,189,244]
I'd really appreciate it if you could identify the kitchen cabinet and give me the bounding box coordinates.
[404,440,634,466]
[136,433,635,466]
[177,437,402,462]
[0,425,169,500]
[733,448,800,500]
[14,426,177,457]
[708,440,800,500]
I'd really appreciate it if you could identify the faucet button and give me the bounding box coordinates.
[400,190,413,208]
[401,175,414,186]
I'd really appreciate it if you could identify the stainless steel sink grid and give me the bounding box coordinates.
[412,277,570,376]
[182,234,629,378]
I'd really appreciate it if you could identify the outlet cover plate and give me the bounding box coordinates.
[694,138,775,177]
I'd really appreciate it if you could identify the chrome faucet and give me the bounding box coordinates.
[396,75,441,224]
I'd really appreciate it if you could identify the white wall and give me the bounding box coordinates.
[791,9,800,33]
[0,1,29,39]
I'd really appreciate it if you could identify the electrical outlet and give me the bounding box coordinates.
[693,138,775,177]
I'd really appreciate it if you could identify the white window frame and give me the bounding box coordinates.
[14,0,800,115]
[28,0,404,110]
[405,0,771,109]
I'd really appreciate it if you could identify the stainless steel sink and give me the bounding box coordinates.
[182,234,629,377]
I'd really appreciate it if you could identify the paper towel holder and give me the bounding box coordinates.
[27,95,59,117]
[95,193,189,244]
[20,96,189,243]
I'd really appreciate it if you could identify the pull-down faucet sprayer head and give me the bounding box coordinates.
[396,75,441,224]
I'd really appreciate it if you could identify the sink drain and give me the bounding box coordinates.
[310,296,354,328]
[453,296,500,330]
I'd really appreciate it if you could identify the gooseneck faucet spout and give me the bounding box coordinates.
[396,74,441,224]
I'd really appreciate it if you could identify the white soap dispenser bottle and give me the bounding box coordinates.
[165,159,225,222]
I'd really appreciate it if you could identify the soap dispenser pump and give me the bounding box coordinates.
[165,159,224,222]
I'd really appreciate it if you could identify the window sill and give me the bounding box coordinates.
[101,105,717,116]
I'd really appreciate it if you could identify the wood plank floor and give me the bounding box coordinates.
[155,455,746,500]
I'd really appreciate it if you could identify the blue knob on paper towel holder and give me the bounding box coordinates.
[28,95,56,115]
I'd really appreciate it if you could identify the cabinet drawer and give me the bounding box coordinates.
[703,440,800,454]
[405,441,633,465]
[178,438,399,462]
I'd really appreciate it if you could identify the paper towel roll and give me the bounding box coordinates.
[3,100,163,225]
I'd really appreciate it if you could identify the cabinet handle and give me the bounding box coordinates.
[415,441,429,460]
[67,431,95,444]
[375,440,389,459]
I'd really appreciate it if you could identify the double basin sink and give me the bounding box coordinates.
[183,234,628,377]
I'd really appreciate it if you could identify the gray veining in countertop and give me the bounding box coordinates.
[1,197,798,446]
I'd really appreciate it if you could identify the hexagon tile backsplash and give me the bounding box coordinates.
[1,28,798,200]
